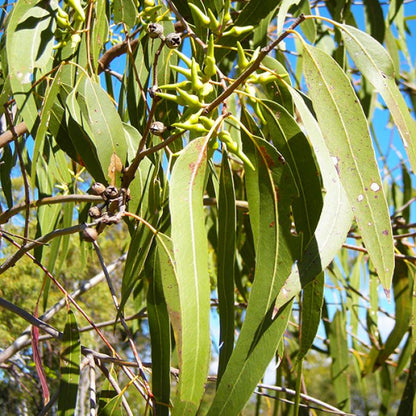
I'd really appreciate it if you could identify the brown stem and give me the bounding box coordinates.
[4,104,31,243]
[0,194,102,224]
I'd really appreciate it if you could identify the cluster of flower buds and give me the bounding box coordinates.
[82,183,129,242]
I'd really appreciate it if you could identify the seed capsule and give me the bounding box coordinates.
[82,227,98,242]
[91,182,106,195]
[165,33,181,49]
[150,121,167,136]
[104,186,119,199]
[88,206,102,218]
[147,23,164,39]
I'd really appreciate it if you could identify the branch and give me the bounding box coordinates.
[0,194,102,224]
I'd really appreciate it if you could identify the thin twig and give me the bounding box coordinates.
[342,243,416,263]
[0,194,102,224]
[0,223,87,274]
[4,103,30,243]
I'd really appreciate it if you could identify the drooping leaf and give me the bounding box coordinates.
[216,150,236,382]
[261,100,323,247]
[147,251,171,416]
[169,136,211,415]
[275,89,352,309]
[329,309,350,412]
[207,117,299,415]
[78,77,127,182]
[298,272,324,361]
[58,309,81,416]
[302,42,394,291]
[6,0,56,132]
[340,24,416,173]
[113,0,137,28]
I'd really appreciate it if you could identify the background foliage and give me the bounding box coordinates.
[0,0,416,414]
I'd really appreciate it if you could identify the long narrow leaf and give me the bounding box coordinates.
[58,309,81,416]
[169,136,211,414]
[340,24,416,172]
[217,150,236,382]
[207,120,299,415]
[302,42,394,292]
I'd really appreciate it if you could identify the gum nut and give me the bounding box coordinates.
[104,186,119,199]
[83,227,98,242]
[147,23,164,39]
[91,182,106,195]
[165,33,181,49]
[88,206,102,218]
[150,121,166,136]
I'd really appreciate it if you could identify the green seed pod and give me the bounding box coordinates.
[165,33,181,49]
[172,121,208,133]
[236,41,249,71]
[67,0,85,21]
[176,88,202,108]
[203,34,216,79]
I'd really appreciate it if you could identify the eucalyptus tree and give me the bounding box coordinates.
[0,0,415,414]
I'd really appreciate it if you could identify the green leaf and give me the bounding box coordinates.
[6,0,56,131]
[113,0,137,28]
[275,89,352,309]
[302,42,394,291]
[340,24,416,173]
[329,309,350,412]
[78,77,127,181]
[372,257,412,369]
[31,67,63,186]
[207,122,298,415]
[147,252,171,416]
[298,272,324,361]
[217,150,236,382]
[363,0,385,43]
[169,137,211,415]
[277,0,300,35]
[397,351,416,415]
[261,100,323,247]
[58,309,81,416]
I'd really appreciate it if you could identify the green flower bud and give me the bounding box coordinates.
[172,121,208,133]
[222,25,254,37]
[207,8,220,33]
[176,88,202,108]
[236,42,249,71]
[189,3,211,26]
[191,58,204,92]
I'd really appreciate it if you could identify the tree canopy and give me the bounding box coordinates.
[0,0,415,414]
